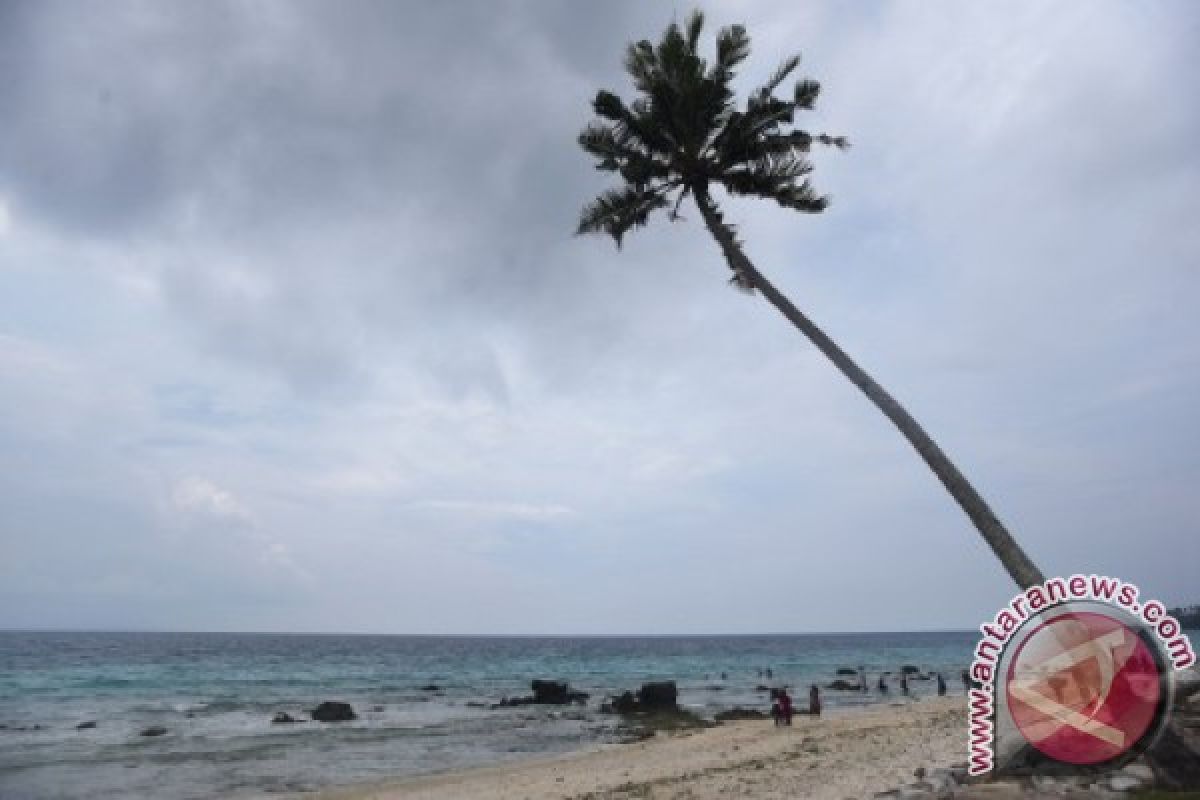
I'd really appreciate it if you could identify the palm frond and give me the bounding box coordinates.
[578,10,845,247]
[816,133,850,149]
[761,55,800,95]
[758,131,813,155]
[720,153,813,196]
[592,90,626,122]
[576,186,672,247]
[577,122,671,184]
[624,40,658,92]
[772,180,829,213]
[793,78,821,110]
[684,9,704,54]
[711,24,749,82]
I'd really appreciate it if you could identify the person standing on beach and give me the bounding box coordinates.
[878,673,888,694]
[936,673,947,696]
[809,684,821,717]
[778,687,793,725]
[961,669,970,692]
[859,668,867,692]
[900,673,909,695]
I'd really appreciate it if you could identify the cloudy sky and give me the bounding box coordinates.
[1,1,1197,634]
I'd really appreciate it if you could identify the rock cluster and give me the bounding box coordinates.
[493,680,589,707]
[310,701,357,722]
[602,681,678,713]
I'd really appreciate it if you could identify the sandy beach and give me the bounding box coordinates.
[309,696,966,800]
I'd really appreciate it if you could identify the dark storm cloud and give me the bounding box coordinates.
[0,0,705,394]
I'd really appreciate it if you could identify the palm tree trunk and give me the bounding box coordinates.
[692,185,1044,590]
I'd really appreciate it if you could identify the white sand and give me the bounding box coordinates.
[308,696,967,800]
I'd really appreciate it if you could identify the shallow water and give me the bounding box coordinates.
[0,630,981,798]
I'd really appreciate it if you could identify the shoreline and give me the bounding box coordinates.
[299,695,966,800]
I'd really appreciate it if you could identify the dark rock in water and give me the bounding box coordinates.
[603,682,679,714]
[754,685,771,692]
[836,668,858,676]
[491,697,522,709]
[900,665,921,675]
[140,726,168,737]
[311,701,356,722]
[605,690,638,714]
[465,701,487,709]
[495,680,589,708]
[76,721,97,730]
[827,679,861,691]
[271,712,298,724]
[531,679,589,705]
[637,681,677,710]
[715,708,768,722]
[2,724,46,732]
[531,679,569,702]
[419,684,441,692]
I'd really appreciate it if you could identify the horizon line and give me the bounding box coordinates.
[1,626,984,637]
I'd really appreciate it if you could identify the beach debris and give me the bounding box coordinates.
[614,708,711,740]
[271,712,299,724]
[139,726,168,737]
[713,708,768,722]
[75,721,97,730]
[311,701,357,722]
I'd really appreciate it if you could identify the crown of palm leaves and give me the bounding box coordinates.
[577,10,847,247]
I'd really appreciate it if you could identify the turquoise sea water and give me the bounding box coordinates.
[0,630,985,798]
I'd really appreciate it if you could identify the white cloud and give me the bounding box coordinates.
[409,499,574,521]
[171,476,252,522]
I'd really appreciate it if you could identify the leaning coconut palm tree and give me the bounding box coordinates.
[576,10,1044,590]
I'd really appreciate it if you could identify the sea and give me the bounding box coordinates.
[0,630,987,799]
